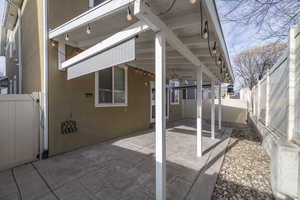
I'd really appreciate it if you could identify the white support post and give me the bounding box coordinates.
[211,81,215,139]
[288,27,296,141]
[196,66,203,157]
[155,32,166,200]
[257,80,261,122]
[266,69,270,127]
[218,83,222,130]
[58,42,66,71]
[42,0,49,157]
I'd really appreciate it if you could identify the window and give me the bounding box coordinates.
[169,80,180,104]
[95,66,128,107]
[89,0,108,8]
[183,88,196,100]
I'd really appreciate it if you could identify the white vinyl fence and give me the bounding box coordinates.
[182,98,248,124]
[0,95,40,170]
[250,26,300,142]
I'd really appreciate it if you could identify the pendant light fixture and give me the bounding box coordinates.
[202,21,208,40]
[86,24,91,35]
[65,34,69,41]
[212,41,217,55]
[127,7,133,21]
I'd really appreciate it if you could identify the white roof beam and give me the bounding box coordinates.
[134,58,215,65]
[136,63,216,68]
[136,35,212,49]
[137,56,213,61]
[77,13,205,49]
[134,0,216,80]
[136,50,211,58]
[61,21,149,69]
[136,47,209,54]
[49,0,135,39]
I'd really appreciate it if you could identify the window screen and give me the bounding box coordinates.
[96,66,127,106]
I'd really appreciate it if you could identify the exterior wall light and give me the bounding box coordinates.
[51,40,56,47]
[202,21,208,39]
[217,56,222,65]
[86,25,91,35]
[65,34,69,41]
[212,41,217,55]
[127,7,133,21]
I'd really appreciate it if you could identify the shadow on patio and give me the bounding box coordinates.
[0,119,267,200]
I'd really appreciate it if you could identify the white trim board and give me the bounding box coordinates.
[67,38,135,80]
[95,66,128,107]
[62,21,148,70]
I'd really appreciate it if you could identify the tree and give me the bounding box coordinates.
[234,43,286,89]
[218,0,300,41]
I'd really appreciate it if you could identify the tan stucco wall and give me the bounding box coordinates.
[21,0,42,93]
[20,0,153,155]
[20,0,88,94]
[48,0,88,29]
[48,45,152,155]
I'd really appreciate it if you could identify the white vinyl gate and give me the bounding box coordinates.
[0,95,39,171]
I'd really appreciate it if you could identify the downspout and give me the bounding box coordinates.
[5,0,22,93]
[17,8,22,94]
[42,0,49,158]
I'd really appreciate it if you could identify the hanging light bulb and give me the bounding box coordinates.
[86,25,91,35]
[212,41,217,55]
[190,0,197,4]
[51,40,56,47]
[217,56,222,65]
[65,34,69,41]
[202,21,208,40]
[127,7,133,21]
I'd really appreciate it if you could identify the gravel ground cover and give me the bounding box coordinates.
[212,125,275,200]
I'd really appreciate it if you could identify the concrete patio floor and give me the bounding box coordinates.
[0,119,232,200]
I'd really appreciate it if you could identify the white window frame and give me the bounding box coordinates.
[89,0,109,8]
[95,66,128,107]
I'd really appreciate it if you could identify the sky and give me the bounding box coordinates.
[215,0,278,89]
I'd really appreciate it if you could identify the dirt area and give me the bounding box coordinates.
[212,125,275,200]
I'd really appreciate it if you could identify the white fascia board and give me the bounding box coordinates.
[67,38,135,80]
[49,0,135,39]
[134,0,217,81]
[204,0,234,82]
[61,21,149,69]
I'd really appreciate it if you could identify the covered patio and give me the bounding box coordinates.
[43,0,234,199]
[0,119,232,200]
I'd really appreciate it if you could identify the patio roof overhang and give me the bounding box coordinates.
[46,1,232,199]
[49,0,234,84]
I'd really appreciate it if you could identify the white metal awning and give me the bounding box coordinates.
[67,38,135,80]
